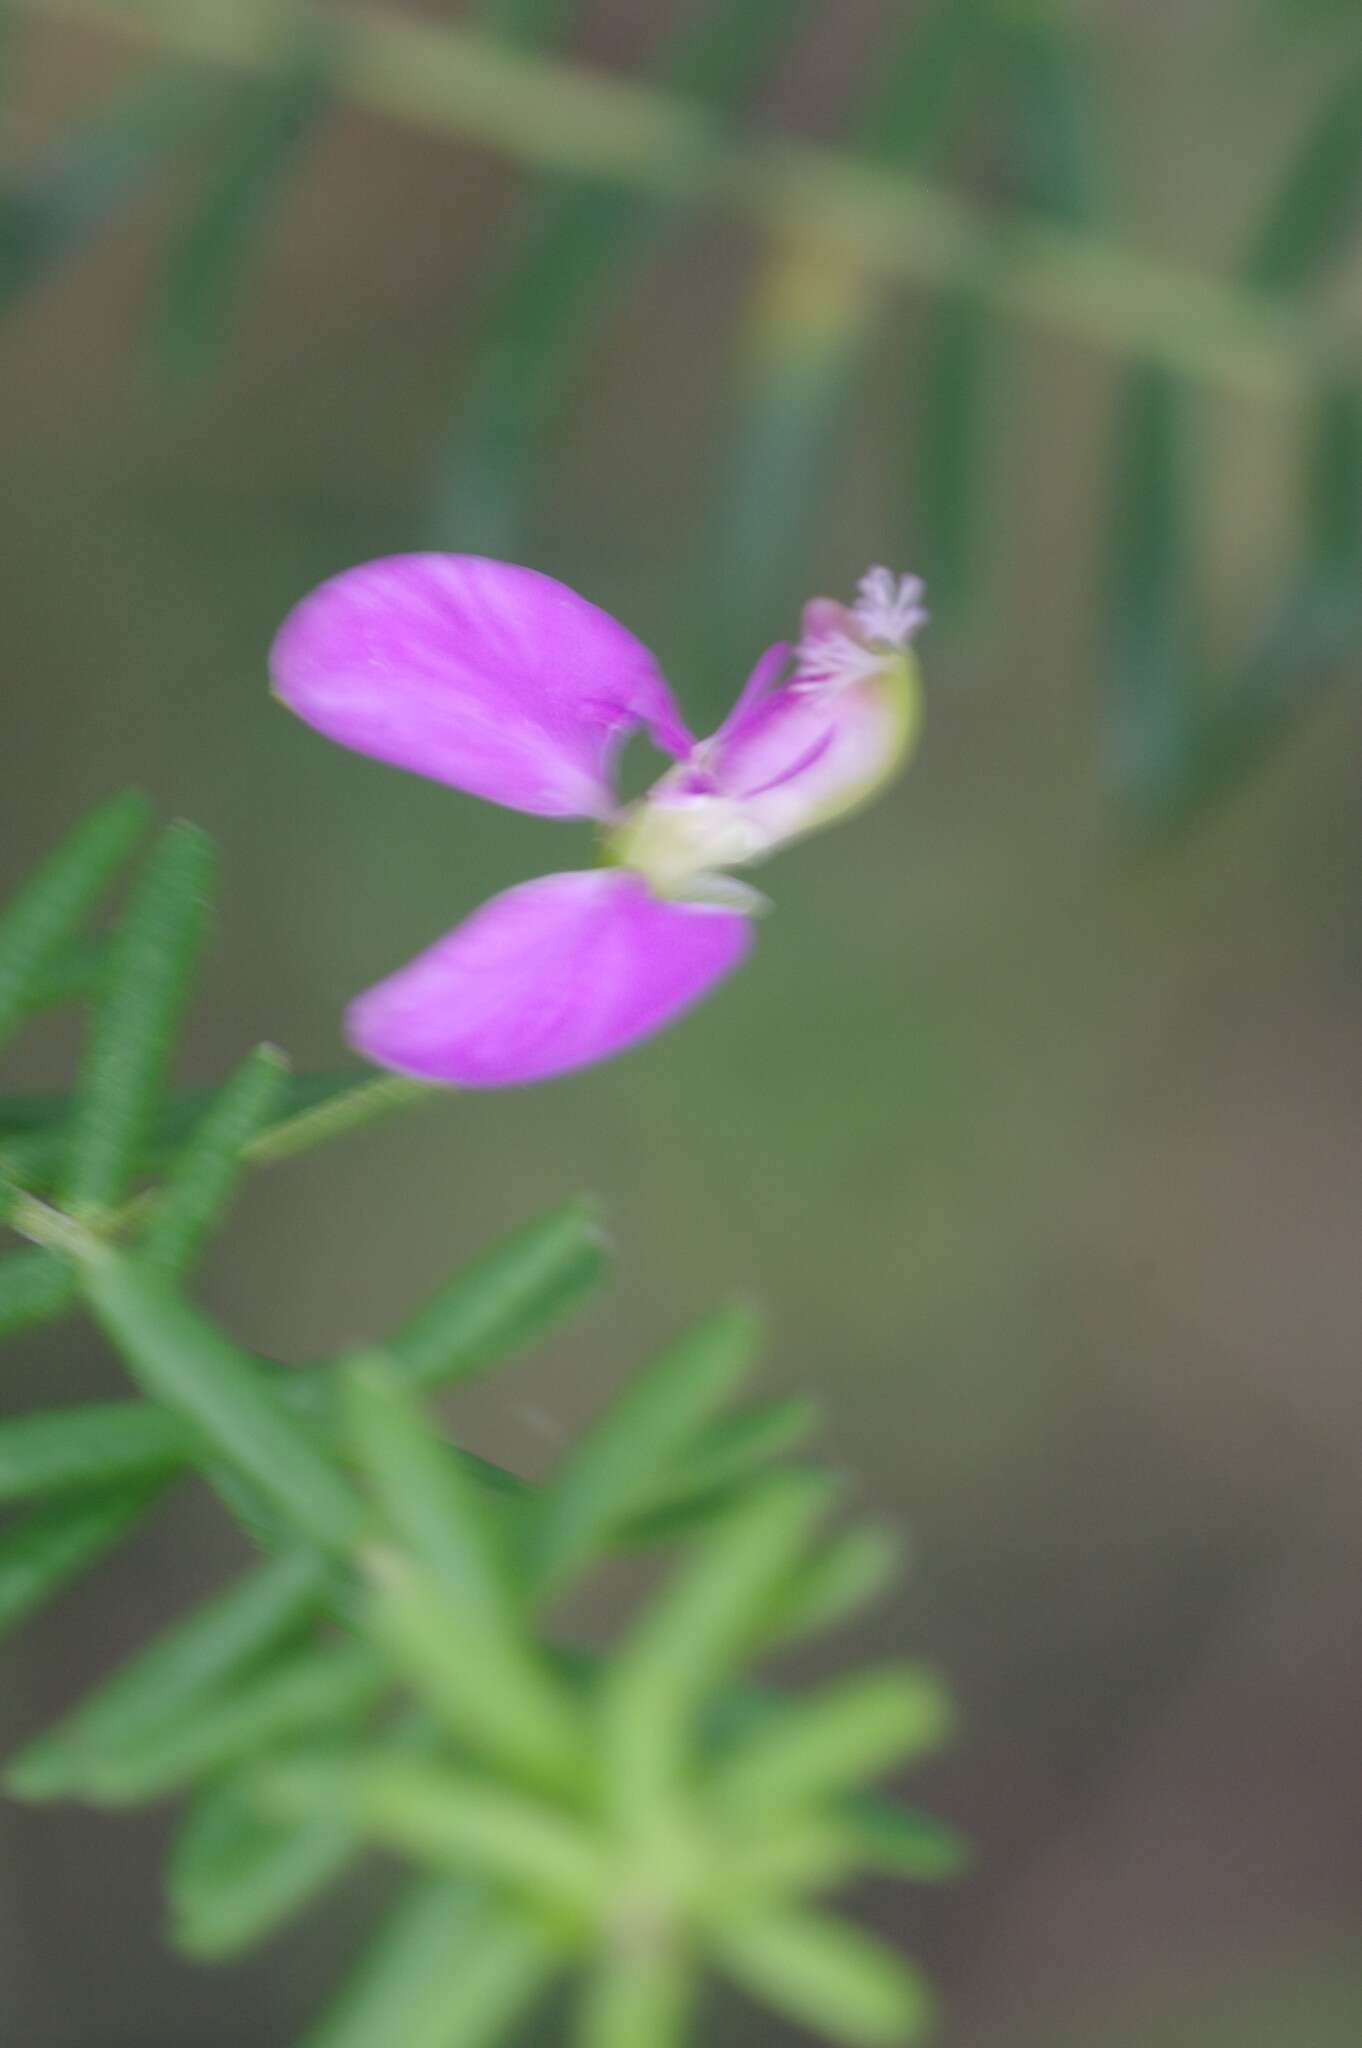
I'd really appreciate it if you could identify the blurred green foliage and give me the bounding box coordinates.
[4,7,1362,2047]
[0,796,959,2046]
[2,0,1359,816]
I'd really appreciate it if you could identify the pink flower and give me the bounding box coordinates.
[271,557,925,1086]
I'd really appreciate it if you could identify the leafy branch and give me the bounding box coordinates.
[10,2,1359,824]
[0,795,962,2045]
[18,0,1341,400]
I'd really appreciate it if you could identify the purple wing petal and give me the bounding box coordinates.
[270,555,693,818]
[347,869,752,1087]
[712,641,792,747]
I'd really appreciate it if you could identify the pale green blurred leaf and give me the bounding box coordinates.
[717,1909,932,2046]
[8,1546,329,1798]
[525,1302,760,1599]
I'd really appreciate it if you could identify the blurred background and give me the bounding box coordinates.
[4,0,1362,2041]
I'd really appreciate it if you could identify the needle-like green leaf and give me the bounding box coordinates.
[699,260,870,665]
[170,1780,359,1958]
[600,1472,836,1813]
[1242,57,1362,296]
[62,823,216,1217]
[141,1044,291,1276]
[386,1198,608,1393]
[993,3,1104,227]
[764,1521,903,1648]
[839,1798,972,1883]
[577,1946,692,2048]
[1300,378,1362,605]
[0,792,148,1053]
[526,1303,761,1600]
[344,1362,583,1787]
[300,1880,558,2048]
[709,1667,952,1818]
[0,1070,359,1197]
[474,0,583,50]
[269,1754,603,1909]
[153,30,331,379]
[854,0,992,168]
[82,1639,387,1804]
[0,1480,162,1642]
[1161,378,1362,827]
[717,1910,933,2046]
[618,1394,821,1543]
[430,0,817,552]
[911,286,993,630]
[81,1249,364,1553]
[0,1249,78,1339]
[1102,364,1196,808]
[7,1546,330,1799]
[19,934,108,1016]
[0,68,218,313]
[0,1400,190,1501]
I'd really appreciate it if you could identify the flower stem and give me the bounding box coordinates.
[242,1074,435,1168]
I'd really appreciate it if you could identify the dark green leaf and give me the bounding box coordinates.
[765,1522,903,1648]
[170,1775,360,1958]
[1303,377,1362,595]
[300,1880,556,2048]
[19,934,108,1016]
[154,32,331,378]
[344,1362,583,1786]
[270,1754,601,1906]
[1157,379,1362,828]
[0,1069,358,1196]
[1254,0,1362,37]
[82,1640,387,1803]
[854,0,992,167]
[619,1394,821,1541]
[1243,59,1362,295]
[659,0,817,109]
[0,1091,72,1135]
[473,0,583,48]
[427,183,640,553]
[62,823,216,1216]
[0,1249,78,1338]
[386,1198,608,1393]
[716,1909,932,2046]
[578,1946,691,2048]
[0,1400,189,1502]
[711,1667,952,1817]
[0,1481,161,1642]
[8,1546,329,1799]
[0,68,218,312]
[81,1249,364,1552]
[1102,364,1196,808]
[526,1304,761,1600]
[841,1798,972,1882]
[911,287,994,628]
[993,5,1104,225]
[142,1044,290,1275]
[701,258,871,661]
[0,792,148,1053]
[430,0,816,552]
[601,1473,836,1812]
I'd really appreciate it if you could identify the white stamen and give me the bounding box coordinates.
[852,566,928,649]
[792,632,883,697]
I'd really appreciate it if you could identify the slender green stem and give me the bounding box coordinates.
[3,1075,437,1251]
[241,1074,434,1167]
[22,0,1331,400]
